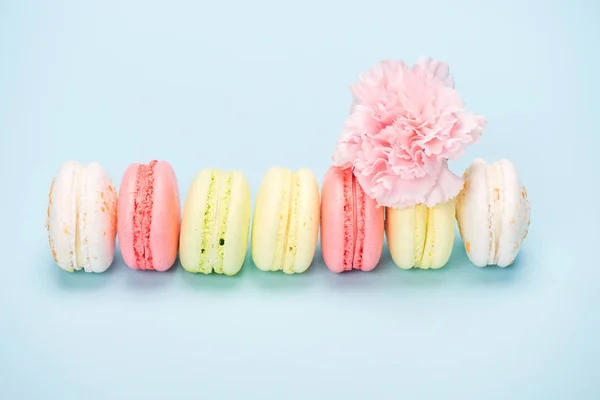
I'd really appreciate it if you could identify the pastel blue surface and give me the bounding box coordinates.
[1,0,598,398]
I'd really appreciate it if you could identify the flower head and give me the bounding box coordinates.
[333,57,486,208]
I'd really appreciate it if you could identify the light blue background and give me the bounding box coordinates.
[1,0,598,398]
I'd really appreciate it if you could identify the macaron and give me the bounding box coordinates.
[251,166,320,274]
[320,166,384,272]
[117,160,180,271]
[385,200,456,270]
[456,158,530,267]
[179,169,251,275]
[46,161,118,273]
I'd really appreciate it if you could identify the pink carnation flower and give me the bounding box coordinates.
[333,57,486,209]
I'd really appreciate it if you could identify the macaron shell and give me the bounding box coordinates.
[386,205,423,269]
[358,189,384,271]
[117,163,140,269]
[220,171,251,275]
[456,159,491,267]
[496,160,530,267]
[251,167,284,271]
[81,162,118,272]
[286,168,319,274]
[320,166,348,273]
[149,161,180,271]
[47,161,80,272]
[179,169,213,273]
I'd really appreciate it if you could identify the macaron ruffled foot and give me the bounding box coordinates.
[251,167,320,274]
[456,158,530,267]
[179,169,250,276]
[46,161,118,273]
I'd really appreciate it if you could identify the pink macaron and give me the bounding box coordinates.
[320,166,384,273]
[117,160,180,271]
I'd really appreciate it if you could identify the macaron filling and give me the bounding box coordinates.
[197,171,235,274]
[420,205,437,268]
[75,164,92,272]
[266,169,301,273]
[352,175,366,270]
[199,171,219,273]
[412,204,428,267]
[273,170,291,270]
[342,169,355,270]
[133,160,157,270]
[71,163,92,272]
[282,173,299,273]
[214,172,233,274]
[342,169,365,271]
[487,163,504,265]
[69,164,83,269]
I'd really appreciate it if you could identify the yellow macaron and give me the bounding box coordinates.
[179,169,251,275]
[251,166,320,274]
[385,199,456,269]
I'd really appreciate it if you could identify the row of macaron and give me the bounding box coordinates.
[46,158,530,274]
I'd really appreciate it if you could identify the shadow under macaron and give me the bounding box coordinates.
[319,244,402,289]
[48,260,116,291]
[466,245,529,286]
[121,252,178,292]
[321,236,529,292]
[178,258,245,292]
[245,247,320,292]
[438,235,529,287]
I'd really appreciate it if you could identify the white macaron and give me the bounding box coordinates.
[456,158,530,267]
[46,161,118,273]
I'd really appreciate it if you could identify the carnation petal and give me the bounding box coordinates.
[415,56,455,88]
[423,163,464,206]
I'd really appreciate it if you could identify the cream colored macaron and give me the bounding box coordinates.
[251,166,320,274]
[46,161,118,273]
[179,169,251,275]
[456,158,530,267]
[386,200,456,270]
